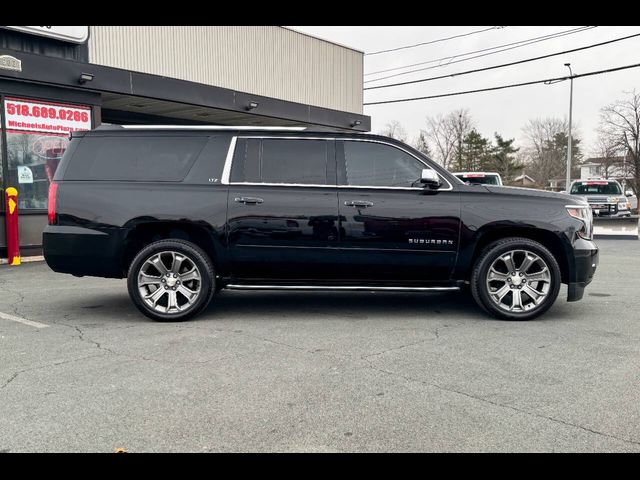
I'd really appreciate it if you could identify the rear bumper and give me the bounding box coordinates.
[567,238,599,302]
[43,225,124,278]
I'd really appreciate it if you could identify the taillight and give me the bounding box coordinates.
[48,181,59,225]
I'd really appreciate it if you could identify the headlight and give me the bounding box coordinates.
[566,205,593,240]
[608,196,621,203]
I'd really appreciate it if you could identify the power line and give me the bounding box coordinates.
[364,27,597,84]
[365,26,505,57]
[363,61,640,106]
[364,26,593,78]
[364,26,595,81]
[364,32,640,91]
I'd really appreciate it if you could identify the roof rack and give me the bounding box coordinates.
[114,125,307,131]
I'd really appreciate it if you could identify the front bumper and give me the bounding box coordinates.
[567,238,599,302]
[589,203,631,217]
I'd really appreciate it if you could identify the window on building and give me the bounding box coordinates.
[3,97,92,210]
[340,141,424,188]
[6,132,69,209]
[0,107,4,190]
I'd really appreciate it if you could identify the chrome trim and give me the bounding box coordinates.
[226,182,437,191]
[226,284,460,292]
[120,125,307,131]
[220,136,454,191]
[235,244,453,253]
[221,136,237,185]
[230,181,334,188]
[338,185,432,191]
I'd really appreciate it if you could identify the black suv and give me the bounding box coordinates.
[43,125,599,321]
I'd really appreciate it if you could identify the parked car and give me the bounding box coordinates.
[624,190,638,214]
[453,172,503,186]
[43,125,599,322]
[568,179,632,218]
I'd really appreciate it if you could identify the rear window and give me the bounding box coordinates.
[63,136,207,182]
[455,174,500,185]
[570,182,622,195]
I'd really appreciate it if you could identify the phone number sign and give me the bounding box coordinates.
[4,97,92,134]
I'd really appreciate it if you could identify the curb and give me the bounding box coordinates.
[0,255,44,265]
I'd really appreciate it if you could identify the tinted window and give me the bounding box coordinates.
[65,136,207,182]
[455,174,500,185]
[184,135,232,185]
[570,182,622,195]
[231,139,329,185]
[340,141,424,187]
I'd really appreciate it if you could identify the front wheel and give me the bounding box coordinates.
[470,237,561,321]
[127,239,215,322]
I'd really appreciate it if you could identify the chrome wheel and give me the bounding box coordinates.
[485,249,552,313]
[137,251,202,314]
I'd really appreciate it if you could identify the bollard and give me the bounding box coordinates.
[4,187,21,266]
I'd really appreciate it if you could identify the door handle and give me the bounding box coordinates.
[344,200,374,208]
[235,197,264,205]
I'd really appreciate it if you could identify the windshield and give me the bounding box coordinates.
[456,174,500,185]
[570,182,622,195]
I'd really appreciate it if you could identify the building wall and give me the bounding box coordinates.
[88,26,363,114]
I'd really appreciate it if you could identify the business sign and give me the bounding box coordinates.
[2,26,89,44]
[0,55,22,72]
[4,97,92,134]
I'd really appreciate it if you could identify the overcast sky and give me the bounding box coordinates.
[290,26,640,156]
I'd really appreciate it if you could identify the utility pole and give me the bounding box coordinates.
[565,63,574,193]
[457,113,463,170]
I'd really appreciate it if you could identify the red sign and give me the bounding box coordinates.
[4,97,92,134]
[31,134,69,159]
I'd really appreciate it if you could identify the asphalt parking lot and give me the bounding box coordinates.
[1,239,639,452]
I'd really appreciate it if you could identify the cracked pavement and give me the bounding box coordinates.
[0,239,639,452]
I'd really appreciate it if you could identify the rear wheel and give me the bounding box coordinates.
[127,239,215,322]
[470,237,561,320]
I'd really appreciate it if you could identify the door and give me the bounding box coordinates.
[336,140,460,282]
[226,137,341,280]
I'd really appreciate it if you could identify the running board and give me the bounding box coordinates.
[225,284,460,292]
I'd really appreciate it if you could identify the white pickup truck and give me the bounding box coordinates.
[453,172,503,186]
[568,180,633,217]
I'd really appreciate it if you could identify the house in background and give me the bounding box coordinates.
[579,156,634,190]
[510,173,537,188]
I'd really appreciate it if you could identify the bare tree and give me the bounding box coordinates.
[598,90,640,194]
[521,117,581,189]
[379,120,408,143]
[591,130,624,179]
[423,109,473,170]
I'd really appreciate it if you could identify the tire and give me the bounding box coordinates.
[470,237,561,321]
[127,239,215,322]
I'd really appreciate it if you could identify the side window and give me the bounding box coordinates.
[339,141,425,188]
[230,138,329,185]
[65,136,207,182]
[230,138,261,183]
[183,135,233,185]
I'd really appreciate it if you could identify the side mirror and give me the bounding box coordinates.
[626,190,634,197]
[420,169,441,189]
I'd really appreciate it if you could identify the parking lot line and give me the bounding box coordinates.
[0,311,49,329]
